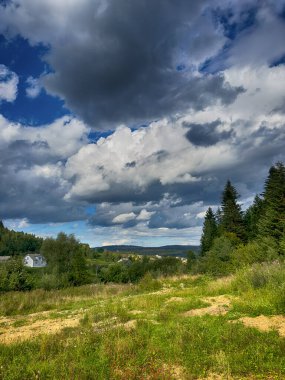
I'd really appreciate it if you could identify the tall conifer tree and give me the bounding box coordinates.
[221,180,245,240]
[200,207,217,255]
[258,162,285,243]
[244,195,264,241]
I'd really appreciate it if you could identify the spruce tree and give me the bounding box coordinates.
[221,180,245,240]
[200,207,217,255]
[244,195,264,241]
[258,162,285,244]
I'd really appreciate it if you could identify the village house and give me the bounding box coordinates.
[23,253,47,268]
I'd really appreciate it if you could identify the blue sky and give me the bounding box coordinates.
[0,0,285,247]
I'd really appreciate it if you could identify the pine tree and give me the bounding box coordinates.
[221,180,245,240]
[200,207,217,255]
[244,195,264,241]
[258,162,285,244]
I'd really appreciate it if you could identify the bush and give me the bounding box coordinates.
[232,261,285,292]
[198,234,238,276]
[137,272,162,292]
[0,258,34,291]
[231,241,278,268]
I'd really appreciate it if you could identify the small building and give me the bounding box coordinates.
[23,253,47,268]
[118,257,132,266]
[0,256,11,263]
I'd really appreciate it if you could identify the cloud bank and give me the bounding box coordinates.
[0,0,284,244]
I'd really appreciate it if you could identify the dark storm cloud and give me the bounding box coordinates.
[41,0,243,128]
[0,156,86,223]
[0,169,85,223]
[0,118,88,223]
[184,120,234,146]
[71,180,164,205]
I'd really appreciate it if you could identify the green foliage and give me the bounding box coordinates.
[200,207,217,256]
[232,240,278,268]
[40,233,90,288]
[137,272,162,292]
[221,181,245,240]
[198,233,240,276]
[258,162,285,249]
[186,250,196,270]
[231,261,285,315]
[0,221,42,256]
[0,257,34,291]
[99,263,129,283]
[243,195,264,241]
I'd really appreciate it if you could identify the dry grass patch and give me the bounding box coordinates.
[165,297,184,304]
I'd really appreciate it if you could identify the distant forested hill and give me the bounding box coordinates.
[95,245,200,257]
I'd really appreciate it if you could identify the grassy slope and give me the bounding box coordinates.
[0,264,285,379]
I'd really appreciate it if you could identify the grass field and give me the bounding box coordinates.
[0,263,285,379]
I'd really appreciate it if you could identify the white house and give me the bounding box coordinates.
[23,253,47,268]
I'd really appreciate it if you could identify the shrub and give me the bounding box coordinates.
[231,241,278,268]
[137,272,162,292]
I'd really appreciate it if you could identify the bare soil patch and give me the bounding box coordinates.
[183,295,232,317]
[129,309,144,315]
[236,315,285,337]
[0,316,80,344]
[161,363,186,380]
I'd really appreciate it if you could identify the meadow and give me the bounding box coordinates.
[0,262,285,379]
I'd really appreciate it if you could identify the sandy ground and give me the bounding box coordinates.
[236,315,285,337]
[183,295,232,317]
[0,314,81,344]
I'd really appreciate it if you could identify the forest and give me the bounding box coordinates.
[0,161,284,292]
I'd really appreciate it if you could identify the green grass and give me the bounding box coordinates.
[1,264,285,379]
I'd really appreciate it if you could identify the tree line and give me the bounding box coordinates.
[196,162,285,275]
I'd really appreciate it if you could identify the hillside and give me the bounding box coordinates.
[96,244,200,257]
[0,262,285,379]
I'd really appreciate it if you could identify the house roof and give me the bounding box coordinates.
[25,253,45,260]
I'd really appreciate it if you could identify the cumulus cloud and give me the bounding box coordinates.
[0,65,18,102]
[63,62,285,210]
[112,212,136,224]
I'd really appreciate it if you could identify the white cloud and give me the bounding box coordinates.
[26,76,41,98]
[136,209,155,221]
[0,65,18,102]
[64,120,237,202]
[228,6,285,67]
[112,212,136,224]
[0,115,89,158]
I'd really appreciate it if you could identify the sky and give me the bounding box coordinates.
[0,0,285,247]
